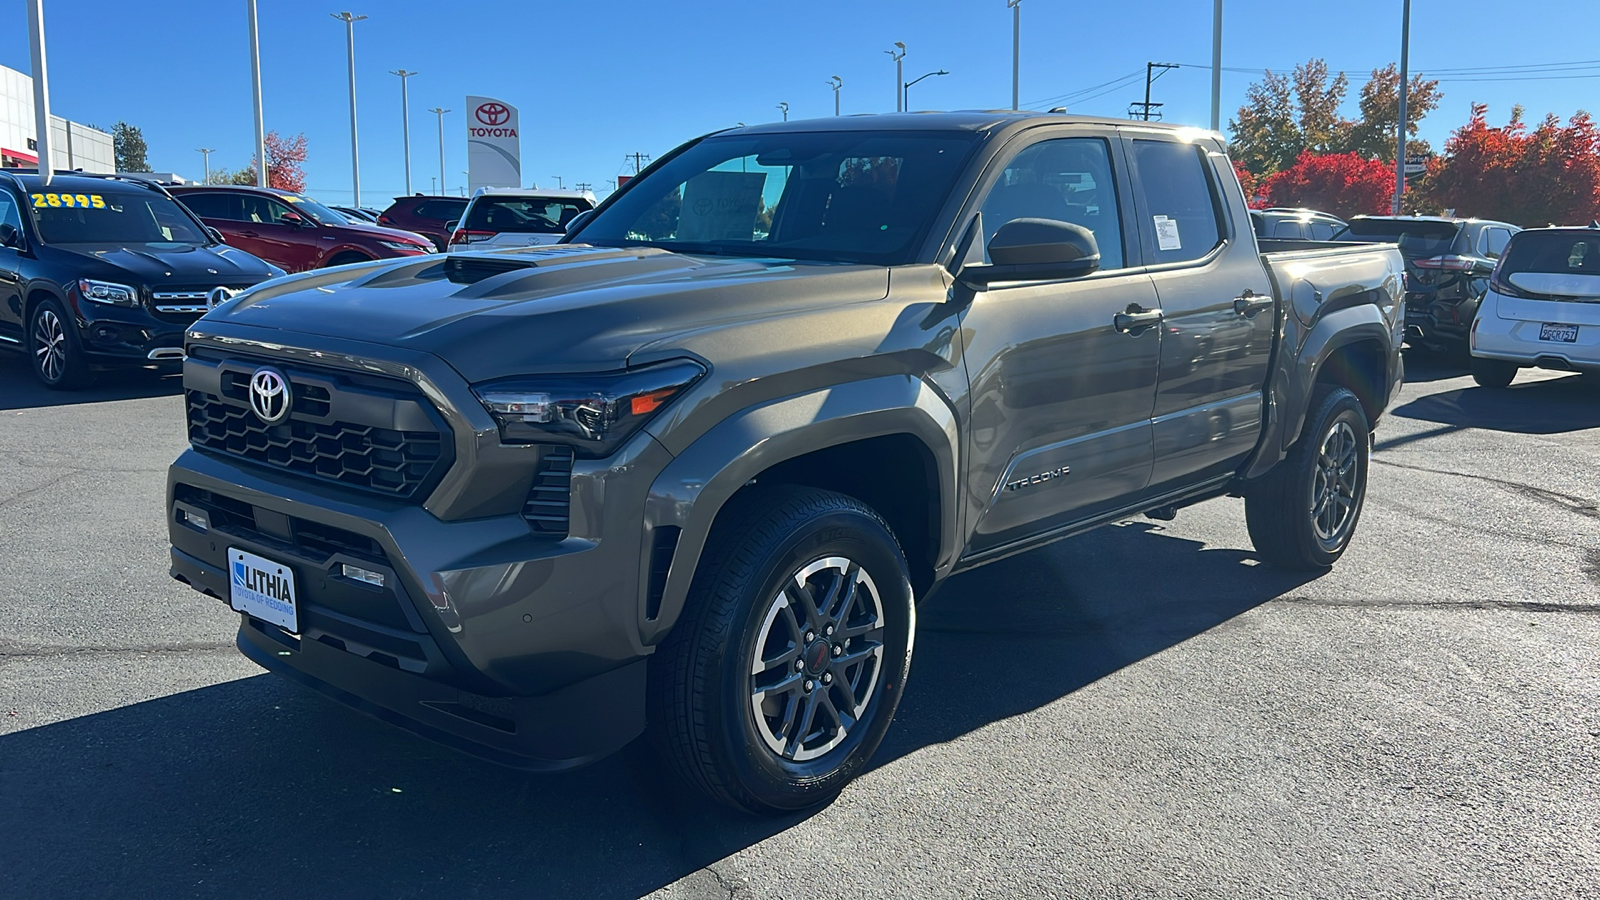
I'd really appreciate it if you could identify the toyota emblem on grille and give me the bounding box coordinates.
[249,367,292,425]
[207,287,237,309]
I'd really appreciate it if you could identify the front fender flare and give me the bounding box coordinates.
[637,374,960,646]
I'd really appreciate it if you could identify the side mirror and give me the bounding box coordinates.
[561,209,596,238]
[0,223,20,249]
[205,226,225,244]
[962,218,1100,286]
[281,211,309,228]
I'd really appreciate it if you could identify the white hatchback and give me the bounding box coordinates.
[446,188,597,251]
[1470,227,1600,387]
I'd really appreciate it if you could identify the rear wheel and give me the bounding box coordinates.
[30,298,92,390]
[647,486,915,814]
[1470,357,1518,388]
[324,251,373,268]
[1245,386,1370,569]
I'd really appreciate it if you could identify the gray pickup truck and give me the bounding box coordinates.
[166,112,1404,814]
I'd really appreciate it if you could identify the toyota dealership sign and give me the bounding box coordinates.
[466,95,521,192]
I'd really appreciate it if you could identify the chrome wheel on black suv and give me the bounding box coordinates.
[30,299,90,390]
[1245,386,1371,569]
[649,486,914,814]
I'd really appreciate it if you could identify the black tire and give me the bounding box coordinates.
[1245,386,1370,570]
[647,486,915,814]
[324,252,373,268]
[1470,357,1518,388]
[29,298,92,390]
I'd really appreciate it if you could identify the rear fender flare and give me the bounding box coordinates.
[637,375,960,646]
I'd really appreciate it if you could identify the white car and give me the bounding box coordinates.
[1470,226,1600,387]
[446,188,596,250]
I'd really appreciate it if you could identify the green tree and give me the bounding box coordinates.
[1294,60,1349,153]
[1229,61,1350,179]
[111,121,150,172]
[1339,64,1442,163]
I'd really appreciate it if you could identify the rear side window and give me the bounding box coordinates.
[414,199,467,220]
[1269,219,1305,239]
[465,197,593,234]
[1309,220,1338,241]
[1479,226,1513,259]
[1130,139,1223,264]
[179,193,238,220]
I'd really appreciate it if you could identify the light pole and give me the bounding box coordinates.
[26,0,51,185]
[428,107,449,195]
[1210,0,1223,131]
[885,42,906,112]
[390,69,416,196]
[196,148,214,184]
[551,175,564,189]
[777,101,789,122]
[248,0,266,187]
[903,69,948,111]
[1008,0,1021,111]
[828,75,842,115]
[1393,0,1411,215]
[331,11,367,206]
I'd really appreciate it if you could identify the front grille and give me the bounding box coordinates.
[153,286,253,314]
[184,356,451,499]
[522,448,574,535]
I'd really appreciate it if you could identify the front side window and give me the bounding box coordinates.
[978,137,1125,270]
[0,193,23,236]
[576,130,980,265]
[465,197,593,234]
[29,188,208,245]
[1130,139,1224,264]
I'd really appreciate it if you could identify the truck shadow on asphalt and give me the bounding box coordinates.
[0,522,1312,899]
[0,356,182,410]
[1390,369,1598,436]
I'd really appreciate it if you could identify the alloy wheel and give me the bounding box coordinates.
[34,308,66,383]
[749,556,886,762]
[1310,419,1360,548]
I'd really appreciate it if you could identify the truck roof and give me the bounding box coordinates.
[725,111,1223,139]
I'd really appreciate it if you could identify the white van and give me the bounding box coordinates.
[446,188,597,250]
[1470,227,1600,387]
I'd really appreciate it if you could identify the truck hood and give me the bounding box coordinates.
[206,244,890,382]
[51,242,280,286]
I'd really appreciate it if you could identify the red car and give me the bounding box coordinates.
[377,194,469,251]
[171,185,433,272]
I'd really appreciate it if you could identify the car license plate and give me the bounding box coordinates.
[229,548,299,633]
[1539,322,1579,343]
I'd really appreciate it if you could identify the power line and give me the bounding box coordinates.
[1023,69,1143,109]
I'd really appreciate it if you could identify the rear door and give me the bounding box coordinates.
[958,129,1162,557]
[1125,132,1274,490]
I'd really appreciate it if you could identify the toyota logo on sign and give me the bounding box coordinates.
[249,367,292,425]
[476,103,510,126]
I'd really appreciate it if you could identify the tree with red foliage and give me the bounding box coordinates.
[1258,151,1394,219]
[226,131,309,192]
[1232,160,1262,208]
[1418,104,1600,226]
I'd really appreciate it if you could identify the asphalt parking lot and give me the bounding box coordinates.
[1,350,1597,899]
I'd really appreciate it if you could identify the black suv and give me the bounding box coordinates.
[1334,215,1520,353]
[1251,208,1346,242]
[0,171,282,388]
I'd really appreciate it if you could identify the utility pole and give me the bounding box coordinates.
[247,0,267,187]
[428,107,449,194]
[331,12,367,206]
[1210,0,1223,131]
[26,0,52,185]
[777,101,789,122]
[1392,0,1411,215]
[629,152,651,174]
[1128,62,1178,121]
[575,182,592,192]
[430,175,436,194]
[886,42,906,112]
[196,148,215,184]
[1008,0,1021,110]
[390,69,417,196]
[828,75,842,115]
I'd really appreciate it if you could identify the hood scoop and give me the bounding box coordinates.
[445,246,704,299]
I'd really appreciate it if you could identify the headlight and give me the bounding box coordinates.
[78,279,140,307]
[379,240,427,252]
[472,360,706,457]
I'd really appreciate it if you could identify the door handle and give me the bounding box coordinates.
[1233,291,1274,317]
[1113,306,1164,334]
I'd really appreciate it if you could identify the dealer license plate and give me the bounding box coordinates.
[1539,322,1579,343]
[229,548,299,633]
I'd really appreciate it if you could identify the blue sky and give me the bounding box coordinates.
[2,0,1596,207]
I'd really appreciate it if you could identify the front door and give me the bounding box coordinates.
[959,132,1161,558]
[235,196,323,272]
[0,190,25,346]
[1125,133,1274,489]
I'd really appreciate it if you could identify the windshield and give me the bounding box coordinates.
[1335,219,1461,259]
[279,194,350,225]
[29,187,210,245]
[465,196,592,234]
[575,130,982,265]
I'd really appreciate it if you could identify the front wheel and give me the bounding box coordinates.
[1470,357,1518,388]
[647,486,915,814]
[1245,386,1371,569]
[30,298,92,390]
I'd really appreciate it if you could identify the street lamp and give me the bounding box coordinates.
[885,42,906,112]
[331,11,368,206]
[390,69,417,196]
[428,107,449,195]
[247,0,266,187]
[1393,0,1411,215]
[1008,0,1021,111]
[903,69,948,111]
[1210,0,1223,131]
[777,101,789,122]
[26,0,52,186]
[551,175,565,189]
[827,75,842,116]
[196,148,214,184]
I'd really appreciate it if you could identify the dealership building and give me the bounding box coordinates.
[0,63,113,173]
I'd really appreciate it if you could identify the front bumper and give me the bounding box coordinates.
[74,301,193,363]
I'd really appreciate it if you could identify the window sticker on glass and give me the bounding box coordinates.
[1153,214,1182,251]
